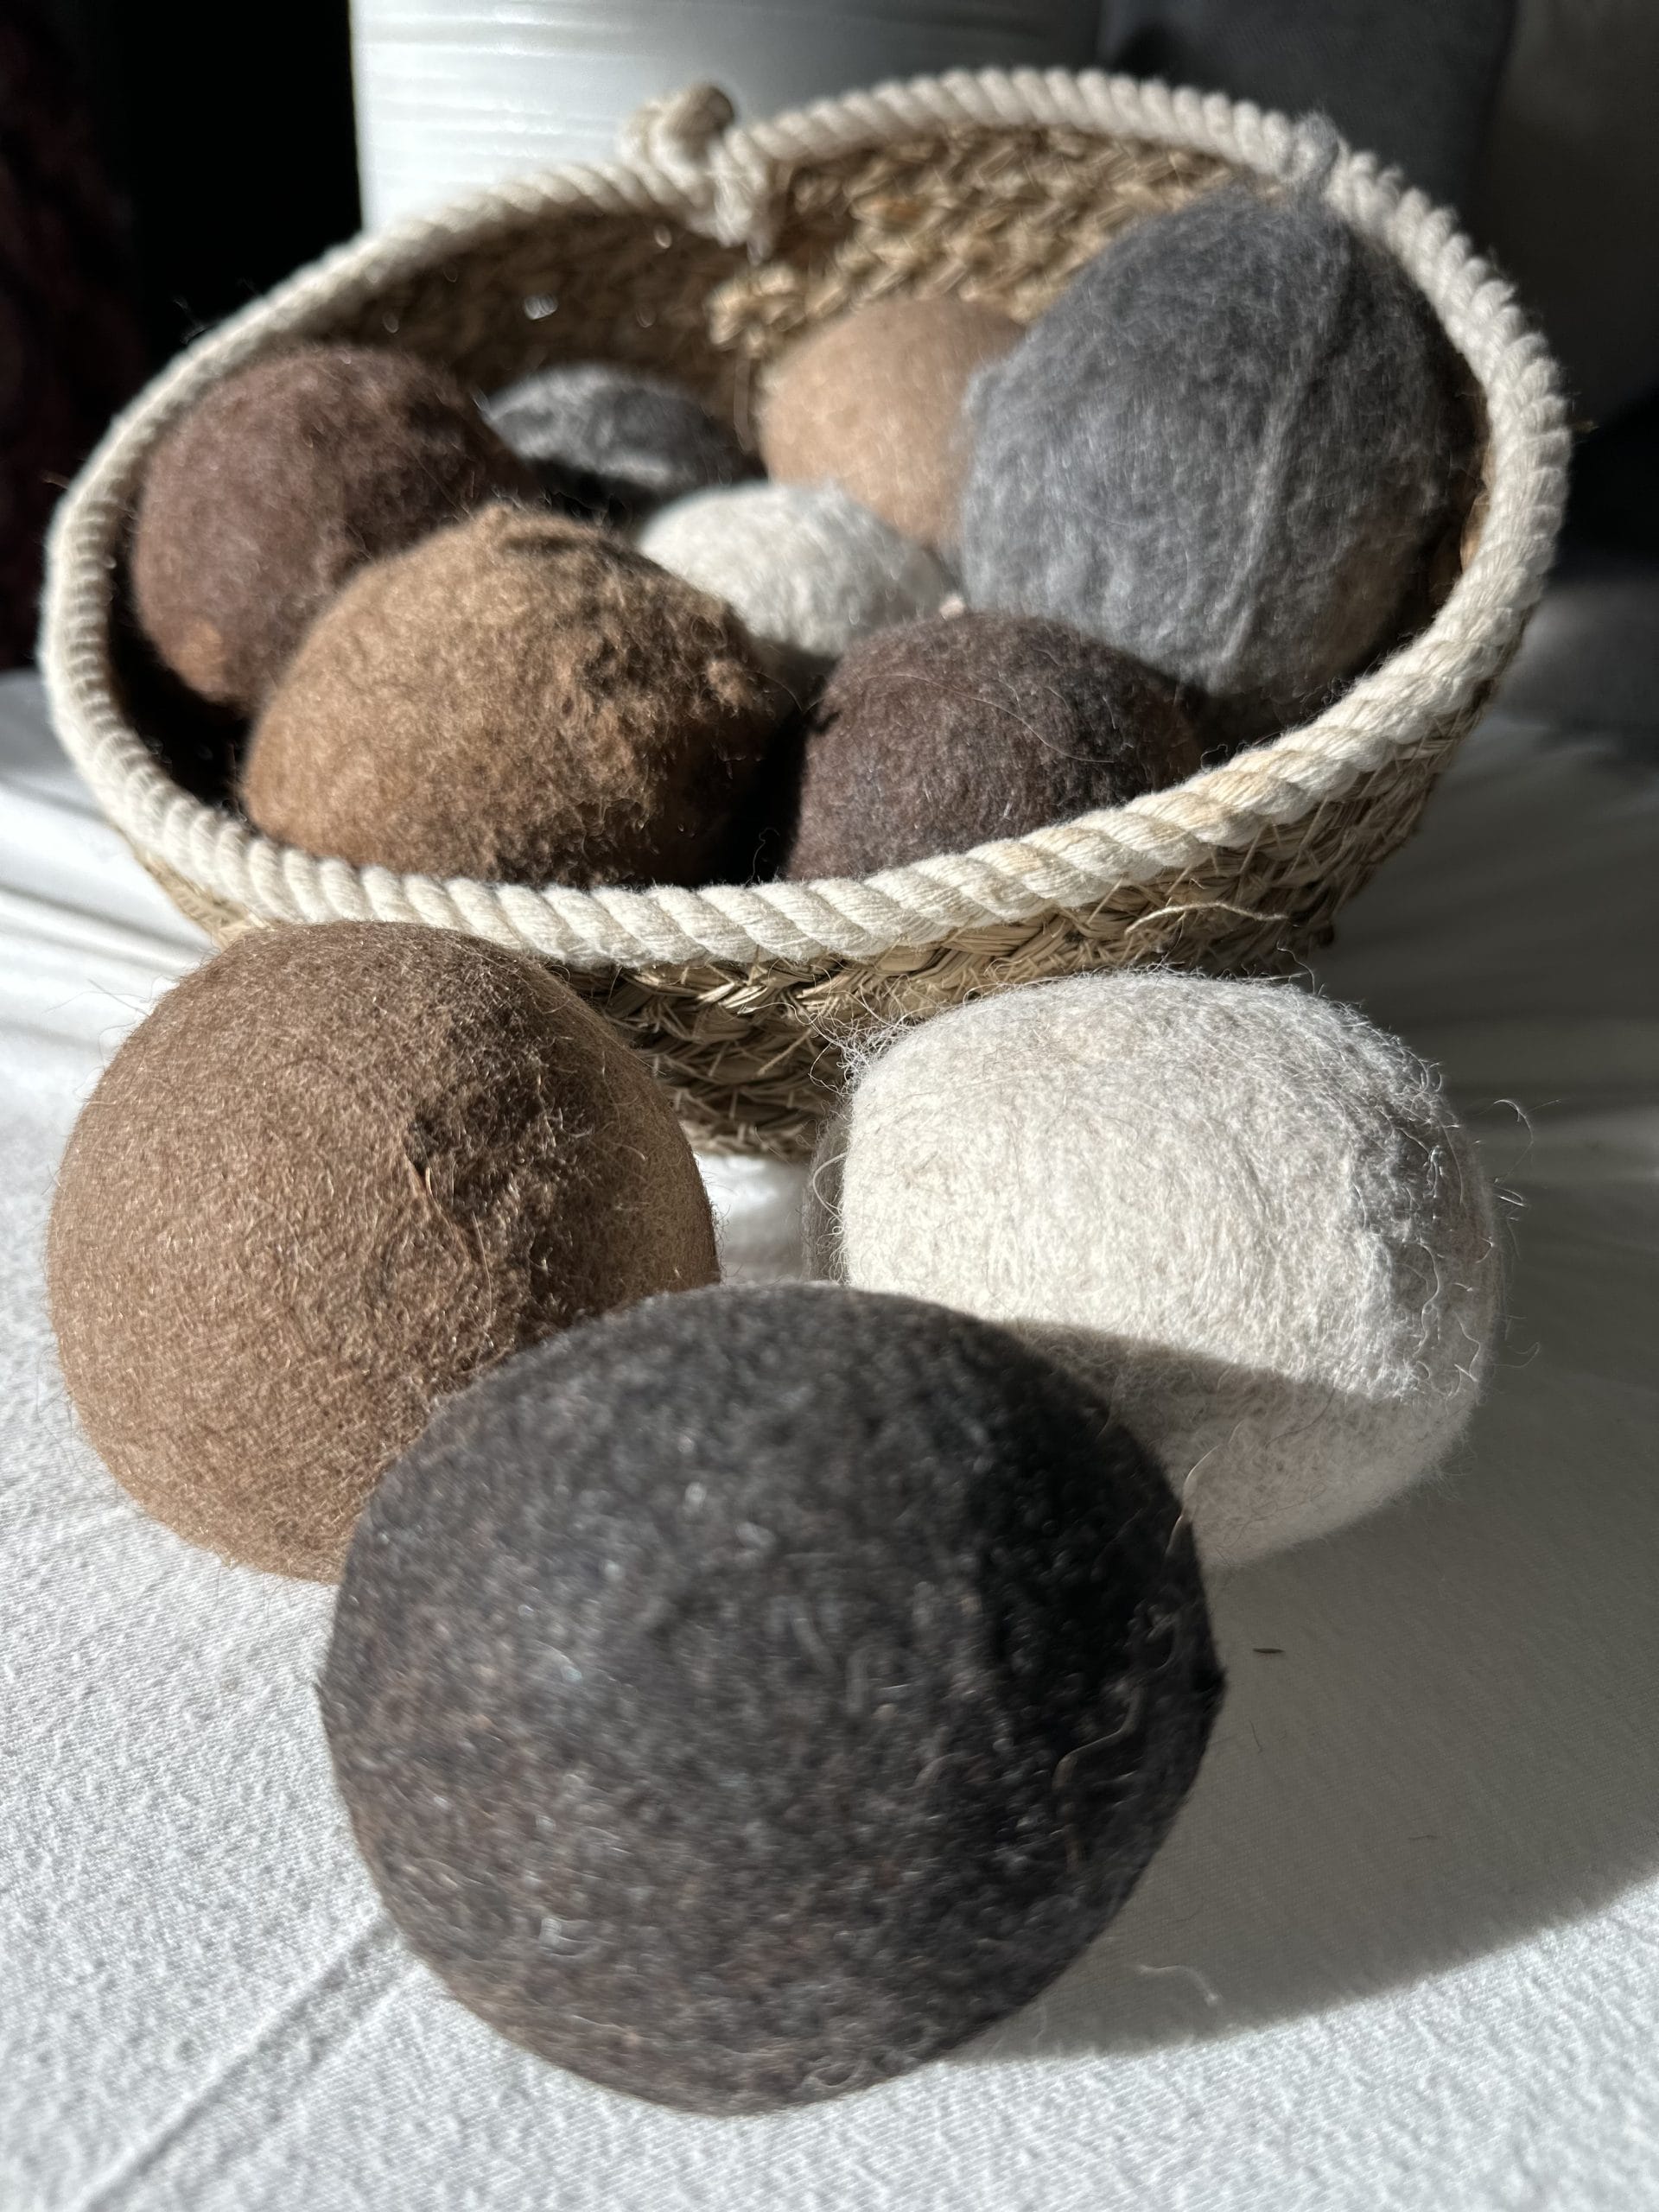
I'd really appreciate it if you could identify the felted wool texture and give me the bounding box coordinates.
[759,296,1020,551]
[46,921,717,1581]
[483,360,754,524]
[241,506,786,887]
[130,344,537,713]
[634,480,953,678]
[321,1282,1223,2115]
[959,186,1474,748]
[785,612,1199,880]
[807,974,1503,1570]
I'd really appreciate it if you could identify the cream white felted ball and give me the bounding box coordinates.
[806,973,1502,1568]
[636,480,951,677]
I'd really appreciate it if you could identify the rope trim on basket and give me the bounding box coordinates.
[40,67,1568,976]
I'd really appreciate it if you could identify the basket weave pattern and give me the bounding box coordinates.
[709,127,1226,377]
[41,70,1568,1158]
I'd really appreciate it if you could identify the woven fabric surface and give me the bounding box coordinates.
[3,537,1659,2204]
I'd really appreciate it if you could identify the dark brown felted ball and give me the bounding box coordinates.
[130,343,538,711]
[760,296,1020,550]
[785,611,1200,880]
[47,921,717,1580]
[321,1283,1224,2114]
[241,505,787,887]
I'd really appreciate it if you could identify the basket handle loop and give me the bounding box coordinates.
[618,81,778,255]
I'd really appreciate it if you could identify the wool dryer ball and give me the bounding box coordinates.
[46,922,718,1580]
[807,973,1502,1569]
[130,343,537,711]
[241,506,785,886]
[785,612,1199,879]
[759,296,1020,550]
[321,1282,1223,2114]
[635,480,952,676]
[483,360,754,521]
[960,186,1473,745]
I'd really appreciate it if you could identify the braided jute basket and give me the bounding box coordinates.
[42,68,1568,1159]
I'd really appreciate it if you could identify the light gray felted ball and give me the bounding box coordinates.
[321,1283,1223,2113]
[635,480,952,679]
[482,361,753,522]
[806,973,1502,1568]
[959,185,1474,748]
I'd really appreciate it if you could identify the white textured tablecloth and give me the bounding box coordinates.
[3,591,1656,2209]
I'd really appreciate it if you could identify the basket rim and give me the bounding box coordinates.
[40,64,1569,976]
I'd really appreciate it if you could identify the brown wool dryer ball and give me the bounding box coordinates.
[242,506,787,887]
[760,296,1020,550]
[46,922,719,1580]
[785,611,1200,880]
[130,343,537,710]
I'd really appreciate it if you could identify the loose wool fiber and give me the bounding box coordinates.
[48,923,717,1580]
[808,974,1502,1568]
[635,480,952,676]
[321,1283,1222,2114]
[131,344,536,712]
[242,506,785,887]
[960,187,1472,747]
[484,360,753,521]
[759,296,1020,550]
[785,612,1199,879]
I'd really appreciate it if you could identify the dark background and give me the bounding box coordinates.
[0,0,359,665]
[29,0,360,359]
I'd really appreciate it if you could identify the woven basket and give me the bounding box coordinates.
[41,68,1568,1160]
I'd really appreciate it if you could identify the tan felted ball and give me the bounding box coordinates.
[241,506,788,887]
[47,921,719,1580]
[760,296,1020,550]
[130,343,537,711]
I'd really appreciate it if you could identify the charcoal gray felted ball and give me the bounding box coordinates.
[483,360,754,522]
[130,343,537,712]
[786,612,1200,878]
[960,186,1473,747]
[321,1283,1223,2114]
